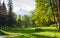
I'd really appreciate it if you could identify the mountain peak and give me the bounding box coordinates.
[16,8,30,17]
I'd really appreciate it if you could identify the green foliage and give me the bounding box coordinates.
[7,12,16,27]
[31,0,58,27]
[50,24,57,27]
[17,17,22,28]
[21,15,31,28]
[0,0,58,29]
[0,14,8,29]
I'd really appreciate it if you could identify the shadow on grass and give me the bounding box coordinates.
[3,29,38,33]
[3,27,59,34]
[41,29,57,32]
[3,28,58,34]
[15,29,58,33]
[0,30,8,35]
[31,34,56,38]
[6,33,56,38]
[3,28,58,38]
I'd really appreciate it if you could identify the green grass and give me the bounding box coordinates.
[0,30,8,35]
[3,27,60,38]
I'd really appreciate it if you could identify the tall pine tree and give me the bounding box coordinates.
[7,0,15,28]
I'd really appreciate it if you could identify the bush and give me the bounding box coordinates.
[35,28,42,32]
[50,24,57,27]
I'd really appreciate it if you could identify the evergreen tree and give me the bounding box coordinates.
[17,15,22,28]
[7,0,15,28]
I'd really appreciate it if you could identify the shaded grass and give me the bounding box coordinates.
[6,34,35,38]
[31,34,56,38]
[3,27,60,38]
[0,30,8,35]
[6,33,56,38]
[3,28,37,33]
[3,27,57,33]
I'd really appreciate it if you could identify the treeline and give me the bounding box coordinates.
[0,13,16,29]
[0,14,36,29]
[0,0,58,29]
[0,12,57,29]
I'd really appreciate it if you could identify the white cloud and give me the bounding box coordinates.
[2,0,36,13]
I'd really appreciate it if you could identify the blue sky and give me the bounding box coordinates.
[1,0,36,13]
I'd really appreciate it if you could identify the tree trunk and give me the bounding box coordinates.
[57,0,60,31]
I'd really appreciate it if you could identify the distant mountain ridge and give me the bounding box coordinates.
[16,8,30,17]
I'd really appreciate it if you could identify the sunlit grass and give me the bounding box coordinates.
[3,27,60,38]
[0,30,8,35]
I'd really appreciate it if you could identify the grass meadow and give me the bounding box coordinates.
[0,27,60,38]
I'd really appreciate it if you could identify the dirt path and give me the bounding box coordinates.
[0,30,23,38]
[0,33,23,38]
